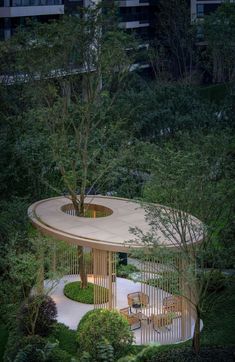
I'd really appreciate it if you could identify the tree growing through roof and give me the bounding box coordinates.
[2,5,135,289]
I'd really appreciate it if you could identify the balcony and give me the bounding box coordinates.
[0,0,64,17]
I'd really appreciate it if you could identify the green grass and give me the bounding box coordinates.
[64,281,108,304]
[0,324,8,362]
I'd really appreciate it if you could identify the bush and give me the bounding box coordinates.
[18,295,57,337]
[4,334,46,362]
[205,270,228,293]
[133,345,235,362]
[64,282,108,304]
[14,344,45,362]
[46,347,74,362]
[49,322,77,355]
[116,264,139,279]
[77,309,133,360]
[97,338,114,362]
[117,356,136,362]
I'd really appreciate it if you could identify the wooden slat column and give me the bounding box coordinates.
[93,249,117,310]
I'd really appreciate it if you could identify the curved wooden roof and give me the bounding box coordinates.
[28,196,203,252]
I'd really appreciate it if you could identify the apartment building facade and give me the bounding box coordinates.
[0,0,158,41]
[191,0,235,21]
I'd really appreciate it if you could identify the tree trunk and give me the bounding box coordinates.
[71,194,80,216]
[78,245,88,289]
[80,192,85,217]
[192,308,201,354]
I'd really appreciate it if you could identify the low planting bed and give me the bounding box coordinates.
[64,281,108,304]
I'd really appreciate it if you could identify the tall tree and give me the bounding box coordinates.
[4,8,134,217]
[153,0,197,81]
[204,3,235,83]
[130,130,235,353]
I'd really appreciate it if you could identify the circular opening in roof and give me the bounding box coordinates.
[61,203,113,218]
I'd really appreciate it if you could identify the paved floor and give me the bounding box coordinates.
[45,275,196,345]
[45,275,144,330]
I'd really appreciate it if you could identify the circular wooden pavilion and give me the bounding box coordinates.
[28,195,203,344]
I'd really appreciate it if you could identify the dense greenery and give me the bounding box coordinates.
[77,309,133,360]
[116,264,139,279]
[18,295,57,337]
[0,3,235,361]
[64,281,108,304]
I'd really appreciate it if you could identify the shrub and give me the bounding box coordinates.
[49,323,77,355]
[116,264,139,279]
[14,344,45,362]
[3,333,46,362]
[18,295,57,337]
[117,356,136,362]
[133,345,235,362]
[64,282,108,304]
[97,338,114,362]
[77,309,133,360]
[205,270,228,293]
[46,347,74,362]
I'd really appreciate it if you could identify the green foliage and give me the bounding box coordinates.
[18,295,57,337]
[49,323,77,355]
[14,344,45,362]
[147,271,180,295]
[201,280,235,346]
[132,344,235,362]
[64,282,108,304]
[97,338,114,362]
[204,3,235,83]
[77,309,133,360]
[116,264,139,279]
[0,324,8,361]
[46,347,74,362]
[80,352,92,362]
[198,84,231,104]
[3,334,46,362]
[117,356,136,362]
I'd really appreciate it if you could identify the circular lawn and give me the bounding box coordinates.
[64,281,108,304]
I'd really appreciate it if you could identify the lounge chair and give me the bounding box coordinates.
[120,307,141,330]
[127,292,149,312]
[151,313,173,333]
[162,296,182,313]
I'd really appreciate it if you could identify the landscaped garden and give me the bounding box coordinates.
[0,1,235,361]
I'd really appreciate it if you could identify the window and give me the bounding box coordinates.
[197,4,204,18]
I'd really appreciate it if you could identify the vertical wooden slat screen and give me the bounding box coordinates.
[140,253,192,344]
[50,239,194,345]
[93,249,116,310]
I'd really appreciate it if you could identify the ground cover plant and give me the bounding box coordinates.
[64,281,109,304]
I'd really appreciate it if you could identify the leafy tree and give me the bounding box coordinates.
[153,0,198,81]
[204,3,235,83]
[18,295,57,337]
[1,9,136,289]
[130,130,235,354]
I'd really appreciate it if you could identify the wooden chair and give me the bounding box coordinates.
[162,296,182,314]
[120,307,141,330]
[151,313,173,333]
[127,292,149,312]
